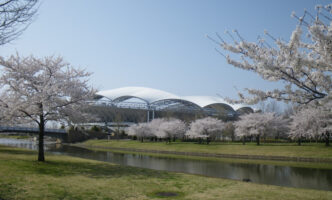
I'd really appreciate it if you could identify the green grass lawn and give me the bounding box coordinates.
[0,145,332,200]
[81,140,332,159]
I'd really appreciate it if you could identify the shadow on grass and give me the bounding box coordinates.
[33,160,173,179]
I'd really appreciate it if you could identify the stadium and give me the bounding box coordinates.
[93,87,253,122]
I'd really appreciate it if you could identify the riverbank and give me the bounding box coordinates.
[0,135,32,140]
[79,146,332,170]
[79,140,332,162]
[0,145,332,200]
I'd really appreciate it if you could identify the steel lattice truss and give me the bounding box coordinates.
[92,87,253,119]
[93,98,238,117]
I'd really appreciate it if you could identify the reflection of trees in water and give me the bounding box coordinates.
[38,148,332,190]
[229,163,332,190]
[0,138,37,150]
[1,138,332,190]
[289,167,332,189]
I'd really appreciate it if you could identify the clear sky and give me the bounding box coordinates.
[0,0,329,99]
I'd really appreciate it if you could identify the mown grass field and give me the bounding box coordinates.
[81,140,332,159]
[0,145,332,200]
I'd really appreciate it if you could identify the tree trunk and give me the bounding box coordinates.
[325,131,330,147]
[206,137,211,145]
[38,115,45,162]
[256,135,260,146]
[242,136,245,145]
[298,138,301,146]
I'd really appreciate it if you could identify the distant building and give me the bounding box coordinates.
[93,87,253,122]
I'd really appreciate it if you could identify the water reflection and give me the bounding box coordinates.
[0,138,331,191]
[0,138,55,150]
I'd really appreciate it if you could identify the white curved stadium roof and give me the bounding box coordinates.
[97,87,179,103]
[181,96,243,110]
[97,86,245,110]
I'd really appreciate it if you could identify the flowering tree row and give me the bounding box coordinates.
[233,109,332,146]
[234,112,289,145]
[127,117,225,143]
[186,117,225,144]
[127,118,186,142]
[128,110,332,146]
[288,106,332,146]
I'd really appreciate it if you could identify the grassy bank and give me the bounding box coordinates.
[0,145,332,200]
[81,140,332,160]
[0,135,32,140]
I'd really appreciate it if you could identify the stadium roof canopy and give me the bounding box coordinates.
[96,86,247,112]
[97,87,179,103]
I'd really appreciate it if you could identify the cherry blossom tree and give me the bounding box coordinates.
[289,106,332,146]
[127,118,187,143]
[158,118,186,143]
[289,108,319,145]
[127,122,153,142]
[234,112,288,145]
[186,117,224,144]
[223,121,235,141]
[126,124,138,137]
[319,105,332,146]
[0,54,95,161]
[148,118,166,139]
[0,0,39,45]
[270,114,290,140]
[210,4,332,106]
[234,117,250,145]
[235,113,263,145]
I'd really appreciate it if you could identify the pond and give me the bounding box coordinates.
[0,138,331,191]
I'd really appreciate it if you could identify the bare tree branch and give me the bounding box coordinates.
[0,0,39,45]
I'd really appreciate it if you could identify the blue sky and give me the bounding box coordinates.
[0,0,329,99]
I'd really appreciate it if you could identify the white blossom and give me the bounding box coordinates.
[213,4,332,105]
[186,117,224,140]
[147,118,166,138]
[0,54,95,161]
[158,118,187,139]
[289,105,332,145]
[127,122,153,140]
[234,112,288,144]
[127,118,187,141]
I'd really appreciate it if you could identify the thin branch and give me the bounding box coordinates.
[18,109,39,125]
